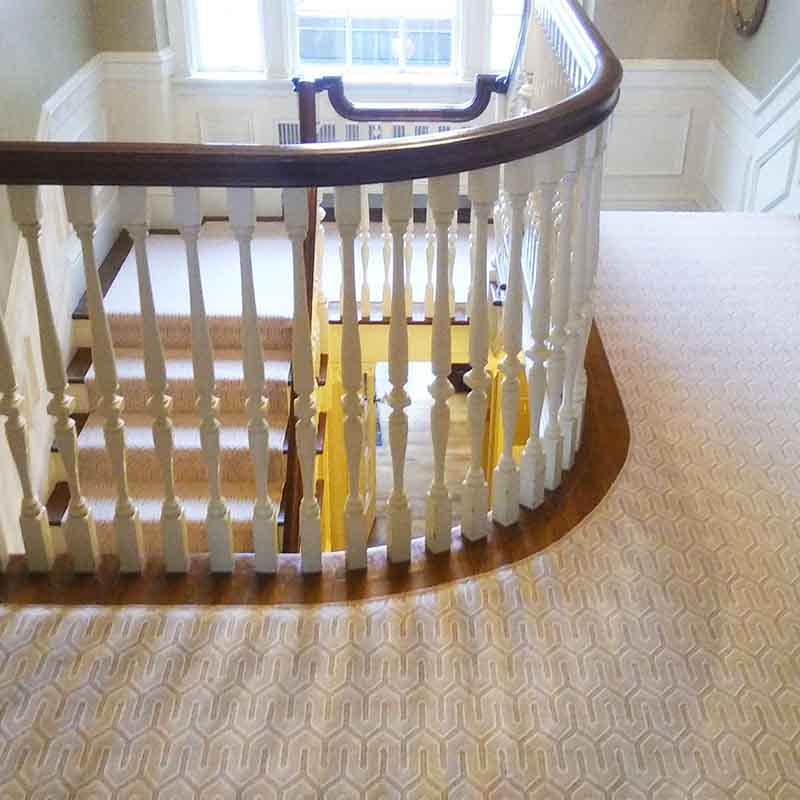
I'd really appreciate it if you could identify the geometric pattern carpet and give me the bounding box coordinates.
[0,212,798,797]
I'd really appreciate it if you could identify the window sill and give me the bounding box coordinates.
[173,71,475,100]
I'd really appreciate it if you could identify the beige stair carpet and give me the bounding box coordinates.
[4,212,799,797]
[78,222,292,557]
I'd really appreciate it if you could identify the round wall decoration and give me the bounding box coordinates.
[729,0,768,37]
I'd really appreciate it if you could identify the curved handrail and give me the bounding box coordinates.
[293,0,532,124]
[0,0,621,189]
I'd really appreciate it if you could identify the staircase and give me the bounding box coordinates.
[49,222,293,558]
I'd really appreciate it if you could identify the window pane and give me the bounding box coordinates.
[406,18,451,66]
[194,0,263,72]
[298,16,346,63]
[490,14,521,71]
[351,17,399,65]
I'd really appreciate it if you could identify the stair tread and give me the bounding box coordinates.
[86,350,290,382]
[51,481,284,525]
[77,411,287,450]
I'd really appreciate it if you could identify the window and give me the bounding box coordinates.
[181,0,524,81]
[296,0,457,71]
[490,0,523,72]
[190,0,265,73]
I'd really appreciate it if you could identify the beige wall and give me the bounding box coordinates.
[593,0,724,60]
[93,0,169,52]
[0,0,96,309]
[719,0,800,99]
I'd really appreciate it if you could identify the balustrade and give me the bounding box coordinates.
[0,0,619,579]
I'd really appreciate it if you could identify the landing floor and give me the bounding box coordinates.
[2,212,799,797]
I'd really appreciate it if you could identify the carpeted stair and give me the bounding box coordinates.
[59,223,293,559]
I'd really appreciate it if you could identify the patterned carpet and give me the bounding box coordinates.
[1,212,799,798]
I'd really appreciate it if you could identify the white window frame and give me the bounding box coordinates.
[185,0,269,76]
[292,4,462,78]
[170,0,520,85]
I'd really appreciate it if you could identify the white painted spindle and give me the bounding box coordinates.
[575,123,608,451]
[383,180,414,562]
[559,137,590,469]
[448,210,457,317]
[335,186,367,571]
[543,143,579,490]
[520,154,559,510]
[426,174,459,553]
[173,187,234,572]
[315,205,329,356]
[65,186,144,573]
[382,215,392,317]
[403,218,414,316]
[228,188,279,573]
[0,311,50,571]
[492,158,532,526]
[359,187,371,318]
[284,188,322,573]
[8,186,98,573]
[424,201,435,318]
[120,187,189,572]
[461,166,499,541]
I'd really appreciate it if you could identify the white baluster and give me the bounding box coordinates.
[426,174,459,553]
[448,210,457,317]
[315,205,329,355]
[359,186,371,318]
[335,186,367,571]
[424,201,435,318]
[520,155,559,510]
[228,188,279,573]
[65,186,144,573]
[383,180,414,562]
[8,186,98,573]
[284,188,322,573]
[461,166,499,541]
[575,123,608,451]
[559,137,590,469]
[492,159,532,527]
[403,218,414,316]
[543,143,579,490]
[173,187,234,572]
[120,187,189,572]
[381,215,392,318]
[0,311,51,572]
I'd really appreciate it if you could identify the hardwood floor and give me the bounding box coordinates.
[3,323,628,605]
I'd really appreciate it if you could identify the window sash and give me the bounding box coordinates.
[296,8,457,72]
[189,0,267,73]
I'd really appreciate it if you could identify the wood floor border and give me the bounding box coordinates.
[1,324,629,606]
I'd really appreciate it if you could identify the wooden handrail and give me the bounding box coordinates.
[0,1,620,189]
[292,0,532,124]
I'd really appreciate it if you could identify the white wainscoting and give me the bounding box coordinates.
[94,53,800,216]
[610,58,800,212]
[0,54,118,552]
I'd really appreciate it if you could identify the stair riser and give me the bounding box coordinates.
[77,446,286,486]
[107,317,293,352]
[83,377,290,416]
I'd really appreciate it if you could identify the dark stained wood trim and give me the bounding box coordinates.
[73,232,133,320]
[149,227,181,236]
[46,483,70,527]
[66,348,92,383]
[20,323,628,605]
